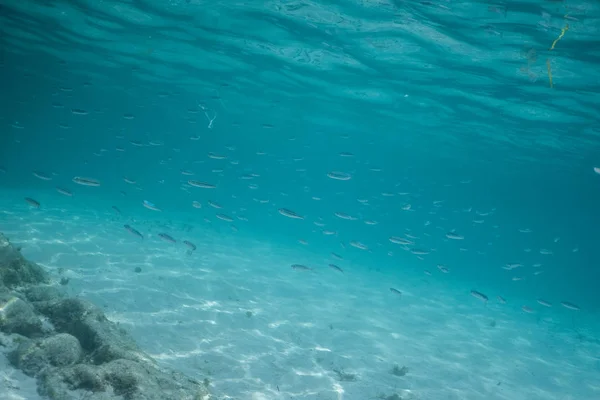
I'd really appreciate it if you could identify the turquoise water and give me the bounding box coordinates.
[1,1,600,399]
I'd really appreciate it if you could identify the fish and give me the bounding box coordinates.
[188,180,216,189]
[73,176,100,186]
[470,290,488,302]
[560,301,580,311]
[349,241,368,250]
[334,212,357,220]
[56,187,73,196]
[183,240,196,251]
[208,201,222,209]
[327,171,352,181]
[437,265,449,273]
[411,248,430,255]
[497,296,507,304]
[112,206,121,215]
[291,264,312,271]
[124,225,143,239]
[279,208,304,219]
[207,152,226,159]
[389,288,402,296]
[216,213,234,222]
[328,264,343,273]
[389,236,413,245]
[33,171,52,180]
[536,299,552,307]
[158,233,176,243]
[24,197,40,208]
[446,232,464,240]
[143,200,161,211]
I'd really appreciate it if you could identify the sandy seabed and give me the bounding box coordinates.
[1,201,599,400]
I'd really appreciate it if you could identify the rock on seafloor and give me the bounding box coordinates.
[0,233,212,400]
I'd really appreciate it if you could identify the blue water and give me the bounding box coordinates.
[1,0,600,399]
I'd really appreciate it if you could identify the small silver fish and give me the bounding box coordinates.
[279,208,304,219]
[188,180,216,189]
[56,187,73,196]
[158,233,176,243]
[389,288,402,296]
[291,264,312,271]
[73,176,100,186]
[470,290,488,302]
[328,264,343,273]
[536,298,552,307]
[124,225,143,239]
[25,197,40,208]
[183,240,196,251]
[560,301,580,311]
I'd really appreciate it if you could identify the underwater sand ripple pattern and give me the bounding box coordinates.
[1,208,599,400]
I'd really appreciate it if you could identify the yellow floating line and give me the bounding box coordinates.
[550,24,569,51]
[546,59,553,88]
[546,22,569,88]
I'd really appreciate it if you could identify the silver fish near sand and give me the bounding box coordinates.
[25,197,40,208]
[183,240,196,251]
[291,264,312,271]
[158,233,176,243]
[143,200,161,211]
[470,290,488,302]
[124,225,143,239]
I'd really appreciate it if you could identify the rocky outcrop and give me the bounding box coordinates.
[0,233,211,400]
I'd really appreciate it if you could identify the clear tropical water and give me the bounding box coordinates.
[1,0,600,399]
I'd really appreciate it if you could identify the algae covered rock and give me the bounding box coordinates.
[0,233,49,288]
[39,358,211,400]
[0,294,45,337]
[11,333,82,376]
[35,298,149,365]
[0,231,213,400]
